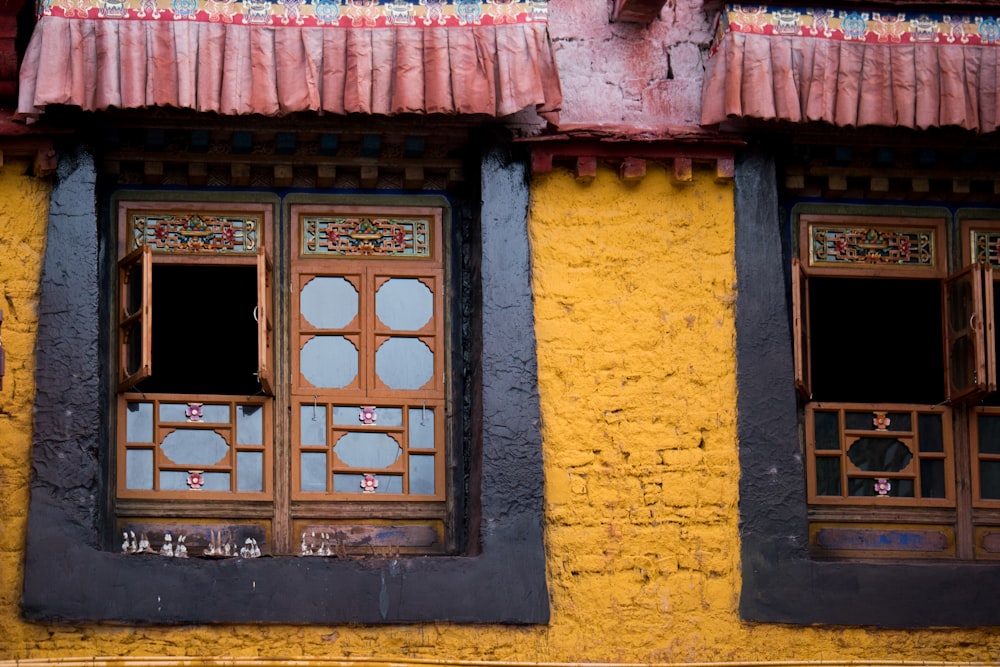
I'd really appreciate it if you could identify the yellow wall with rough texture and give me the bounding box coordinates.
[4,163,1000,661]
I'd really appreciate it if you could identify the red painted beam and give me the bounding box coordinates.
[612,0,669,23]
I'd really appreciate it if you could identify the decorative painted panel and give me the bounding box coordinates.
[713,5,1000,50]
[970,229,1000,267]
[809,225,936,269]
[39,0,548,27]
[128,212,259,254]
[302,216,430,258]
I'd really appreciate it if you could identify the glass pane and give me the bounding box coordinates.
[237,451,263,492]
[334,406,403,426]
[126,402,153,443]
[918,414,944,452]
[159,429,230,466]
[125,449,153,490]
[409,407,435,448]
[813,411,839,450]
[845,412,910,431]
[300,405,327,445]
[979,415,1000,454]
[815,457,841,496]
[301,336,358,388]
[237,405,263,445]
[920,459,946,498]
[300,277,358,329]
[375,338,434,390]
[846,437,912,472]
[161,471,230,491]
[981,461,1000,499]
[334,473,403,494]
[300,452,327,492]
[409,454,435,495]
[376,278,433,331]
[160,403,229,423]
[333,432,402,469]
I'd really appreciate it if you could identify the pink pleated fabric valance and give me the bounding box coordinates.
[16,0,562,122]
[701,5,1000,133]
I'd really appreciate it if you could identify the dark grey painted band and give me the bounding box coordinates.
[22,144,549,624]
[735,151,1000,628]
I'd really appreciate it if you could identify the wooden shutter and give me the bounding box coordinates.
[792,257,811,400]
[256,245,274,395]
[118,245,152,391]
[943,263,994,403]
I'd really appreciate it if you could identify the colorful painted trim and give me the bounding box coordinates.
[971,230,1000,267]
[130,213,259,254]
[809,225,936,268]
[716,4,1000,47]
[302,216,430,257]
[39,0,549,28]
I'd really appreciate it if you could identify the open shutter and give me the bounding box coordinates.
[792,257,812,400]
[118,245,152,391]
[256,245,274,396]
[943,263,994,403]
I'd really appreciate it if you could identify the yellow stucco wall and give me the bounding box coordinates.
[3,162,1000,661]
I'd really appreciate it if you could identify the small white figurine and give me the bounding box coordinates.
[160,532,173,557]
[175,535,187,558]
[138,533,151,553]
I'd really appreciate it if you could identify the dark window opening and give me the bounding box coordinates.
[140,264,259,396]
[808,277,943,404]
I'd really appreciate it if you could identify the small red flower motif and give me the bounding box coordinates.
[359,406,377,424]
[393,230,406,246]
[221,227,236,245]
[873,412,890,431]
[361,474,378,493]
[154,225,169,241]
[187,471,205,490]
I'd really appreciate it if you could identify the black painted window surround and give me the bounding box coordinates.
[21,144,549,624]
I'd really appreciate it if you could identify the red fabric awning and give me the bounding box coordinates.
[16,1,562,122]
[701,5,1000,133]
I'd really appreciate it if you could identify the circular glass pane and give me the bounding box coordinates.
[300,277,358,329]
[376,278,433,331]
[376,338,434,389]
[301,336,358,388]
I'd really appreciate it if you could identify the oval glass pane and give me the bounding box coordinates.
[333,432,402,469]
[376,338,433,389]
[160,429,230,466]
[376,278,433,331]
[846,437,912,472]
[301,277,358,329]
[301,336,358,388]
